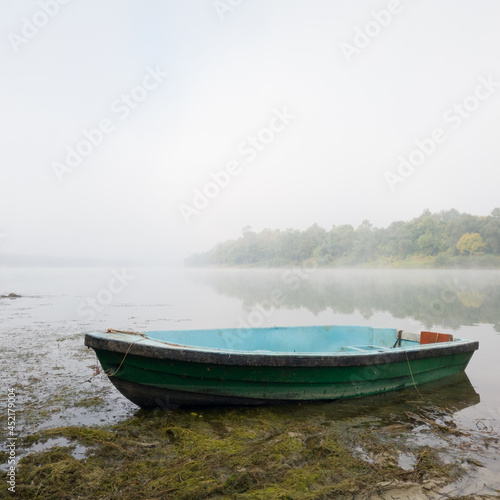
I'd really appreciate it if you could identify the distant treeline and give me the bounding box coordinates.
[185,208,500,268]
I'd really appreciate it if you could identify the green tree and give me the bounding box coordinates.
[456,233,486,255]
[325,225,355,258]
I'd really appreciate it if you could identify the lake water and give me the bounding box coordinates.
[1,267,499,495]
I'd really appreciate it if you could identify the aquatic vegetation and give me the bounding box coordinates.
[6,406,467,499]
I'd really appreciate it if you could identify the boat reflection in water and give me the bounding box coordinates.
[317,371,480,421]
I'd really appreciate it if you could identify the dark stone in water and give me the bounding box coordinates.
[0,293,21,298]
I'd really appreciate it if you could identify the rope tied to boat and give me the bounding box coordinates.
[104,328,148,377]
[404,350,424,399]
[106,328,147,338]
[106,327,187,348]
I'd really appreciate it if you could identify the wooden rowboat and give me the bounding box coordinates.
[84,326,478,408]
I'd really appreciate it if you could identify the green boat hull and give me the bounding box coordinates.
[91,344,475,409]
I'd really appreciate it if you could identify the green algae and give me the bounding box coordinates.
[4,404,466,500]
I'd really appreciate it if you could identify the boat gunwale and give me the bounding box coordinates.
[84,332,479,368]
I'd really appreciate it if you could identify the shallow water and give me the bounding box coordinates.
[1,267,499,495]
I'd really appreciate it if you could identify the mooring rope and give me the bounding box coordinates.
[106,327,198,350]
[105,337,145,377]
[104,328,148,377]
[404,349,424,399]
[106,328,148,338]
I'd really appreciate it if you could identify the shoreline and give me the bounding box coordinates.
[4,389,498,499]
[185,258,500,270]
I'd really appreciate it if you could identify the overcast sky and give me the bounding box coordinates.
[1,0,499,264]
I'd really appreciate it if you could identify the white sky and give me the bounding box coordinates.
[1,0,499,264]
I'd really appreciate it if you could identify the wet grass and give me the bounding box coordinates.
[3,405,464,500]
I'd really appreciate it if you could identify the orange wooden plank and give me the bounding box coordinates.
[420,331,453,344]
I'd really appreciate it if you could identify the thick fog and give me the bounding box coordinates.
[1,0,500,265]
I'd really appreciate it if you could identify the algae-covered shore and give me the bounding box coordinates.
[2,375,499,499]
[0,410,471,499]
[0,411,457,499]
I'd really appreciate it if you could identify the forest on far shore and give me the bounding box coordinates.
[185,208,500,268]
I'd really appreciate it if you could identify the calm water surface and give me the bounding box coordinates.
[1,267,499,495]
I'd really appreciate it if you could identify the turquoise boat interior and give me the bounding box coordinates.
[142,325,442,354]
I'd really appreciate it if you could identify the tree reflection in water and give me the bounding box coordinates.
[186,269,500,332]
